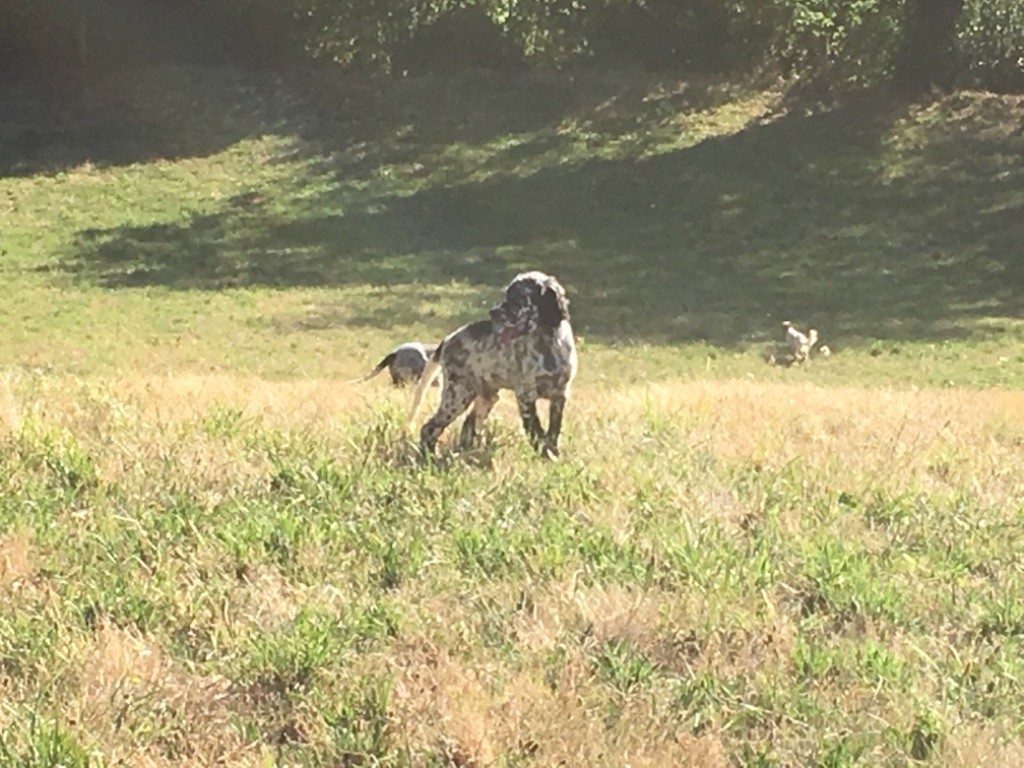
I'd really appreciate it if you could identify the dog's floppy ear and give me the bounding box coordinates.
[537,279,570,328]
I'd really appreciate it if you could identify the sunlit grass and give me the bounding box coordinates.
[2,65,1024,764]
[2,372,1024,764]
[2,69,1024,388]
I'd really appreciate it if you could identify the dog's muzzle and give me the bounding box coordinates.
[490,304,530,344]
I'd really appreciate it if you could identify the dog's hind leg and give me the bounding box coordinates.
[420,379,475,458]
[459,392,499,450]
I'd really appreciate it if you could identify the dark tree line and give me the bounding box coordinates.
[1,0,1021,92]
[896,0,966,91]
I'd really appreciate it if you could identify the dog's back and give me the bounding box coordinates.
[407,316,576,427]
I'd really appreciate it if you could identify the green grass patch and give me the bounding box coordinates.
[3,65,1024,764]
[2,69,1024,386]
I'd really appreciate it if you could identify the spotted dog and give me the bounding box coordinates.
[409,271,577,459]
[353,342,439,386]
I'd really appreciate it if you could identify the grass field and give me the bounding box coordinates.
[2,65,1024,765]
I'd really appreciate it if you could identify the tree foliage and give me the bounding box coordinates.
[958,0,1024,90]
[1,0,1022,91]
[895,0,965,92]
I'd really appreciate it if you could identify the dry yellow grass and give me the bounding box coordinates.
[67,622,246,766]
[942,725,1024,768]
[0,531,33,588]
[3,372,1024,765]
[15,372,1024,483]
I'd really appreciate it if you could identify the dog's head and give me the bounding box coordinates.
[491,271,570,342]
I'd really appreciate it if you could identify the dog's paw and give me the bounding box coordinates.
[540,445,560,461]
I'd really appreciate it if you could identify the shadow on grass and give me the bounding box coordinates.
[54,73,1024,346]
[0,0,266,177]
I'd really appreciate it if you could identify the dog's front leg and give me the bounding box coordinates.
[515,388,546,450]
[542,392,567,459]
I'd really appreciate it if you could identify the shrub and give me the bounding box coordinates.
[958,0,1024,90]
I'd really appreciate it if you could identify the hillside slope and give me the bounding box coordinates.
[2,68,1023,386]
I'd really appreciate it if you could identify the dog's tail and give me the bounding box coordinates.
[349,352,396,385]
[407,344,444,427]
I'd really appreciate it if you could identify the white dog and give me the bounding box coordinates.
[782,321,818,364]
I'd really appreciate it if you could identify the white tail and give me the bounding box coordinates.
[407,356,443,427]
